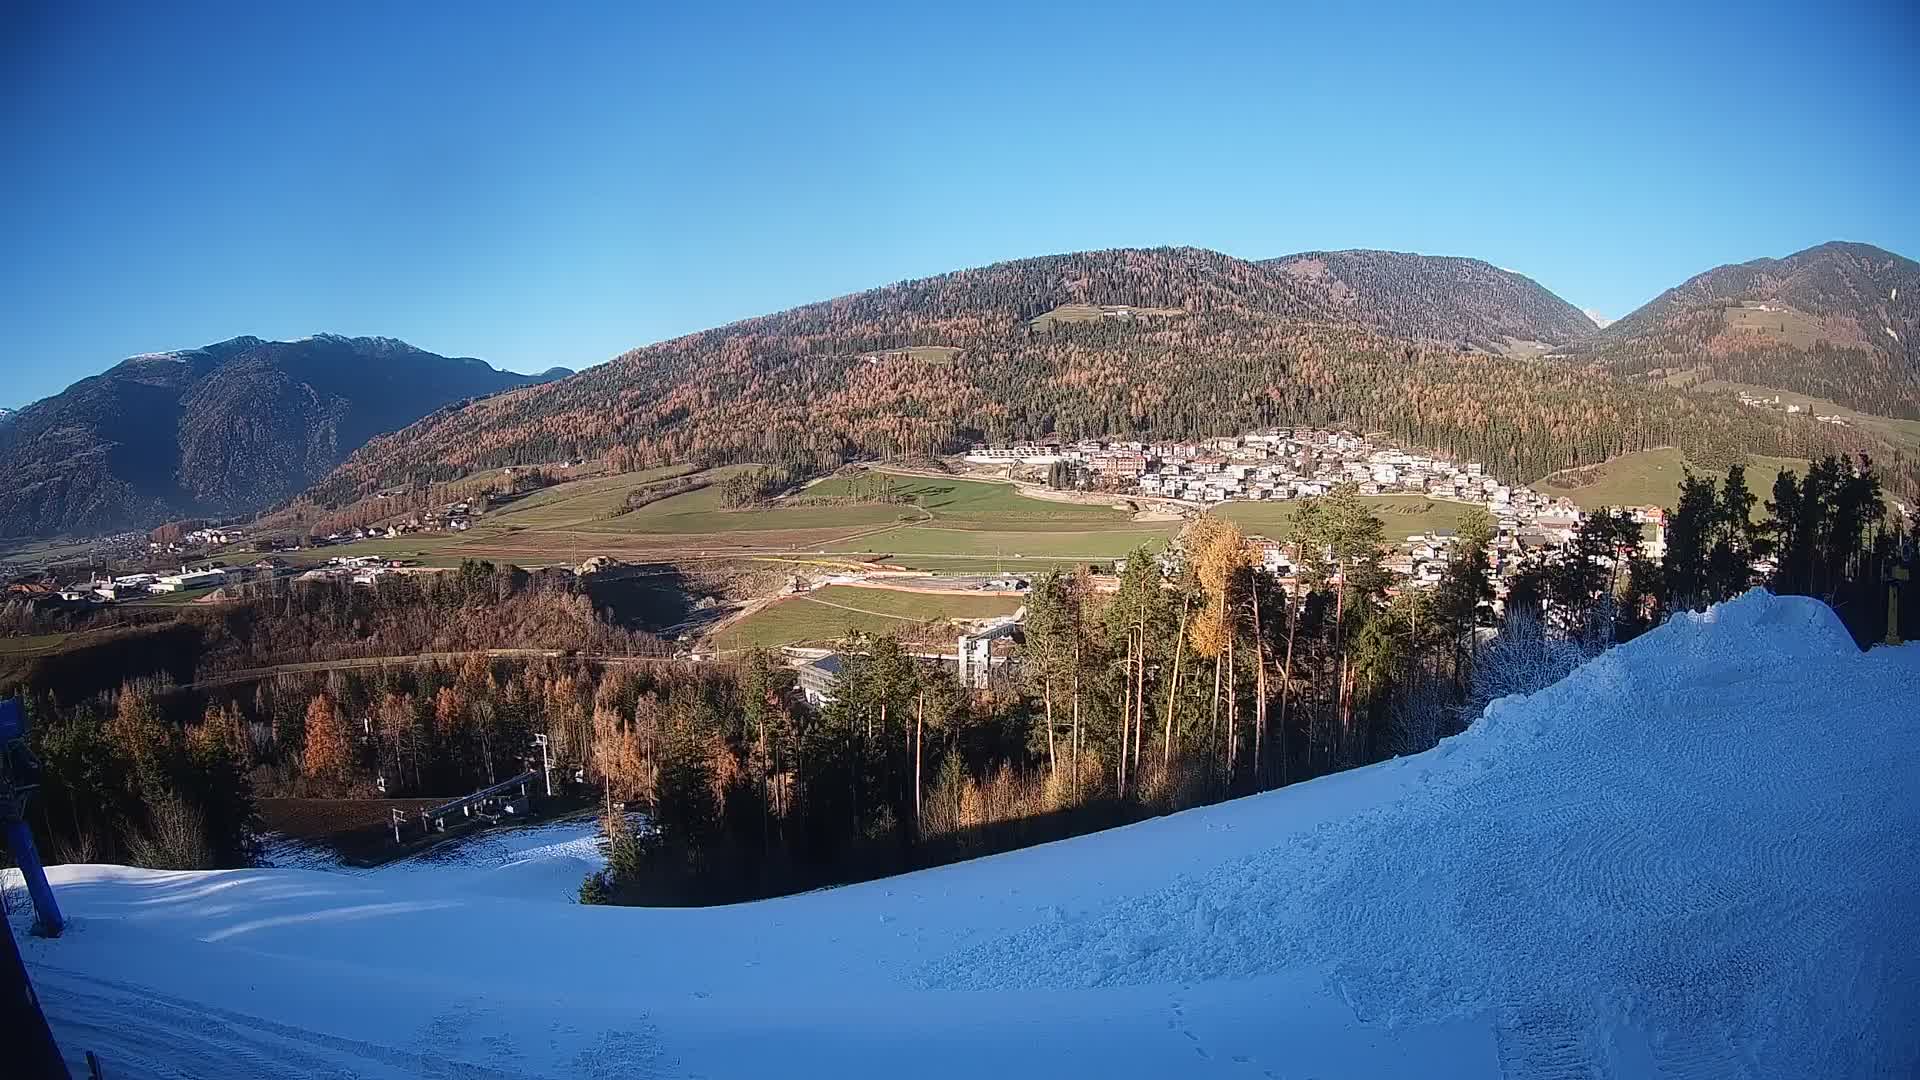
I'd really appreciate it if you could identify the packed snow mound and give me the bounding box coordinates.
[13,590,1919,1078]
[922,591,1920,1075]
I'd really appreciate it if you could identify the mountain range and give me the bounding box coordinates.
[1561,241,1919,412]
[1260,249,1598,354]
[6,242,1912,538]
[0,335,566,537]
[310,241,1911,513]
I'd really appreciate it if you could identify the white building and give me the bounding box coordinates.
[154,568,226,593]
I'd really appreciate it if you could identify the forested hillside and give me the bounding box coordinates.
[1262,249,1597,352]
[0,334,567,537]
[1562,241,1920,415]
[312,247,1906,505]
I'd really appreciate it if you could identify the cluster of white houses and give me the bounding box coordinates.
[1734,391,1851,427]
[148,526,248,556]
[970,428,1671,595]
[318,500,476,545]
[56,553,415,603]
[61,564,250,602]
[1235,502,1669,603]
[295,555,411,587]
[972,429,1549,509]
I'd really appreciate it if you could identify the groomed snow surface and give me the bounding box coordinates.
[10,591,1918,1078]
[258,812,624,903]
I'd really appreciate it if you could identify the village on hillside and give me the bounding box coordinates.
[965,427,1672,598]
[6,427,1688,616]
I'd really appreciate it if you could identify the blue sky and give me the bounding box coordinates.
[3,1,1916,408]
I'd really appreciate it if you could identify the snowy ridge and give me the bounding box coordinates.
[11,591,1919,1078]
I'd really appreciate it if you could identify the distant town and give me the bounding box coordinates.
[5,427,1694,612]
[967,427,1672,600]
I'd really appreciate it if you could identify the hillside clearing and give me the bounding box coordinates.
[1700,380,1920,452]
[1536,447,1804,514]
[1028,303,1186,331]
[1721,301,1828,349]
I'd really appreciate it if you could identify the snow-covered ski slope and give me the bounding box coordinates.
[259,812,623,902]
[12,591,1919,1078]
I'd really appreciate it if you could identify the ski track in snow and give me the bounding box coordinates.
[14,592,1920,1078]
[32,964,638,1080]
[919,595,1920,1077]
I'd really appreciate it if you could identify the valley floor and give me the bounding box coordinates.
[11,592,1918,1079]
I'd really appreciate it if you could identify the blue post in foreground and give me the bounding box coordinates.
[0,698,64,937]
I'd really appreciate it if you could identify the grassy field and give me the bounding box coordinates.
[826,525,1174,559]
[854,555,1108,573]
[712,584,1021,650]
[0,537,109,566]
[0,632,74,658]
[1536,448,1805,514]
[280,468,1164,569]
[587,500,910,536]
[808,584,1021,620]
[797,473,1133,528]
[1214,495,1482,542]
[1721,302,1826,350]
[529,466,915,536]
[480,464,699,530]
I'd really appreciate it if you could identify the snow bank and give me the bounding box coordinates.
[923,592,1920,1073]
[13,591,1919,1078]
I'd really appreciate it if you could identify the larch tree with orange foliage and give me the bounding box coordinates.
[302,693,352,787]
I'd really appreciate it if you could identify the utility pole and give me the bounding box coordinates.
[1887,562,1910,646]
[533,733,553,796]
[1,698,70,1079]
[1,700,62,937]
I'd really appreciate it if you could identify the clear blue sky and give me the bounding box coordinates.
[3,1,1916,408]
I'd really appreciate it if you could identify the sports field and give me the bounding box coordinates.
[1214,495,1482,541]
[826,525,1173,559]
[711,584,1022,650]
[300,467,1174,569]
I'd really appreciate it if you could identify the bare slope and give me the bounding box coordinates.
[311,246,1898,506]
